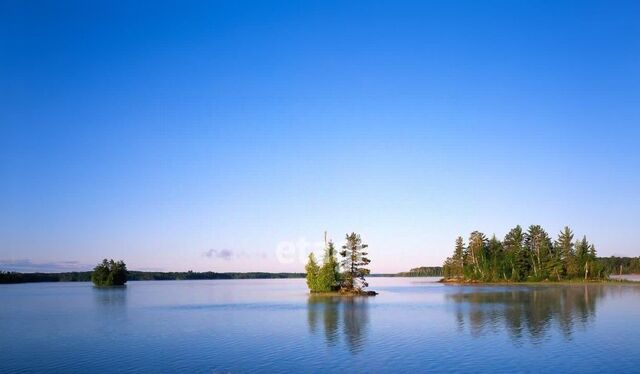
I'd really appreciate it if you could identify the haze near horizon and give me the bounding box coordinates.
[1,0,639,273]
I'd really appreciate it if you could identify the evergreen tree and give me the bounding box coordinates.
[524,225,552,280]
[443,225,604,282]
[503,225,525,281]
[340,232,371,291]
[452,236,465,278]
[587,243,599,279]
[575,235,591,279]
[317,241,340,291]
[555,227,576,277]
[305,253,320,292]
[444,237,465,279]
[487,235,504,281]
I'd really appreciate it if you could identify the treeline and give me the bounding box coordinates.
[0,271,93,283]
[397,267,443,277]
[443,225,608,282]
[598,257,640,275]
[0,270,305,284]
[128,271,305,281]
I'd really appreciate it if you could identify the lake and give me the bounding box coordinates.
[2,278,640,373]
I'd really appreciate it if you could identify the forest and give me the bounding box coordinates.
[397,266,443,277]
[0,270,305,284]
[442,225,609,282]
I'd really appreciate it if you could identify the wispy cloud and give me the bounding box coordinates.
[202,249,233,260]
[0,259,93,272]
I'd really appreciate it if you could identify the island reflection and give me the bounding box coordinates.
[307,295,370,353]
[447,284,637,343]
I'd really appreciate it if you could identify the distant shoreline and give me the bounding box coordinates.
[0,270,442,284]
[3,270,639,285]
[440,277,640,285]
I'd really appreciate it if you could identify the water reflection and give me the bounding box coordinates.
[93,286,128,306]
[307,296,370,353]
[447,285,636,343]
[93,286,128,322]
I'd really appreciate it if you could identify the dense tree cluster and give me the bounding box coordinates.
[0,271,94,283]
[0,270,306,284]
[306,232,371,293]
[128,271,305,281]
[397,267,443,277]
[443,225,608,281]
[598,257,640,275]
[91,259,128,286]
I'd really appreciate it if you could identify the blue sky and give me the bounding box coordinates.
[1,0,639,273]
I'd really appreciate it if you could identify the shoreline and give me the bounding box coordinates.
[309,290,378,296]
[439,278,640,285]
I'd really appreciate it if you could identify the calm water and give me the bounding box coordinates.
[2,278,640,373]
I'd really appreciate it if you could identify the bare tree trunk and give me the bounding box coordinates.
[584,261,589,280]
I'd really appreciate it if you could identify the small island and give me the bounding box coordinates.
[441,225,608,283]
[91,259,128,286]
[305,232,377,296]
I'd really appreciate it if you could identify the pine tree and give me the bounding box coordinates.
[487,235,504,281]
[443,225,602,282]
[453,236,465,278]
[555,226,576,277]
[444,237,466,279]
[524,225,552,279]
[340,232,371,291]
[575,236,591,279]
[588,243,599,279]
[503,225,525,281]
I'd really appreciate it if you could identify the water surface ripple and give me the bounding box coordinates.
[1,278,640,373]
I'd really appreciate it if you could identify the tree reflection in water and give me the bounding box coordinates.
[447,285,636,343]
[93,286,128,307]
[93,286,128,323]
[307,295,370,353]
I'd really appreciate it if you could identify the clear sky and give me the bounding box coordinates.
[1,0,639,273]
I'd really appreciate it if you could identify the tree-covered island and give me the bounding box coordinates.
[305,232,377,296]
[91,259,128,286]
[442,225,608,282]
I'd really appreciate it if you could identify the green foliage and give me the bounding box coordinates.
[306,237,358,293]
[524,225,553,280]
[397,266,443,277]
[598,256,640,275]
[305,253,320,291]
[339,232,371,291]
[443,237,465,279]
[0,271,307,284]
[503,225,525,281]
[465,231,488,280]
[443,225,610,282]
[91,259,128,286]
[317,241,341,292]
[556,226,577,277]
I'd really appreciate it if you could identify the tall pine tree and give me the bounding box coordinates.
[340,233,371,291]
